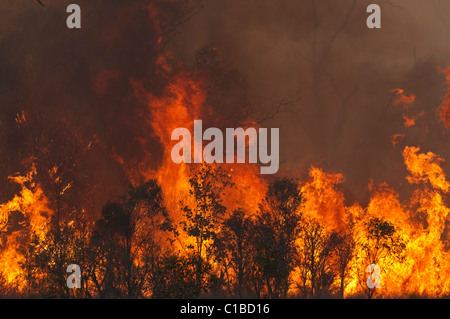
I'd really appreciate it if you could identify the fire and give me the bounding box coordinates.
[290,140,450,297]
[400,146,450,296]
[137,69,208,219]
[132,61,267,248]
[127,65,450,298]
[0,165,52,288]
[300,166,346,231]
[348,144,450,297]
[391,88,424,128]
[392,88,416,109]
[3,38,450,298]
[402,146,450,192]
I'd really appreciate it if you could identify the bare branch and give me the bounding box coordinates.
[381,0,403,9]
[257,93,301,124]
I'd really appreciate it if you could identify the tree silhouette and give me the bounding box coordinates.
[359,217,406,299]
[213,208,255,297]
[253,178,302,298]
[297,217,338,297]
[21,210,90,298]
[21,115,90,232]
[333,226,355,298]
[92,180,171,298]
[179,164,232,296]
[89,202,125,297]
[152,252,217,298]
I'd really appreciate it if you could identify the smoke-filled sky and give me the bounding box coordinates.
[169,0,450,203]
[2,0,450,216]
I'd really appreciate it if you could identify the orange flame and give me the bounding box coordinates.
[0,165,51,288]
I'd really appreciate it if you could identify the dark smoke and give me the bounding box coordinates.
[1,0,450,218]
[168,0,450,204]
[0,0,199,218]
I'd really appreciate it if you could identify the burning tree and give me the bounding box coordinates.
[252,178,302,298]
[178,164,233,296]
[21,213,90,298]
[212,208,255,298]
[357,217,406,299]
[20,114,91,230]
[297,218,338,298]
[90,180,172,298]
[333,226,355,299]
[3,0,450,301]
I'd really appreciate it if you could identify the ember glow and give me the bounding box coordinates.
[1,0,450,299]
